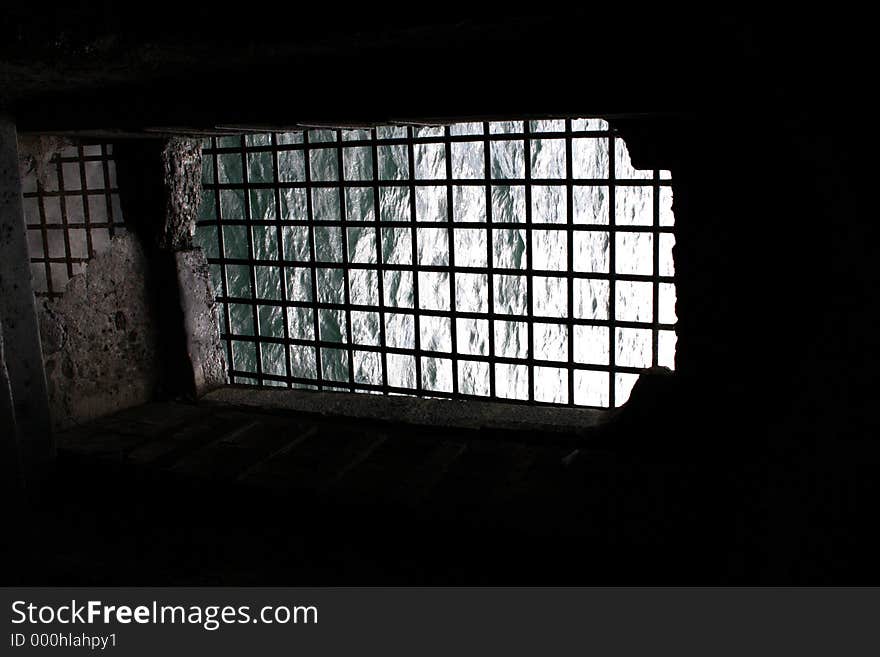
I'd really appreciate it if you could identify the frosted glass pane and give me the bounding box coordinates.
[615,280,653,322]
[491,185,525,223]
[387,353,416,389]
[342,129,370,141]
[381,227,412,264]
[420,315,452,352]
[658,283,677,324]
[459,360,490,396]
[573,186,609,224]
[451,141,484,179]
[232,340,256,372]
[417,228,449,266]
[450,122,483,136]
[378,145,408,180]
[530,119,565,132]
[385,313,415,349]
[247,152,274,183]
[417,272,450,311]
[258,305,283,337]
[530,139,566,178]
[659,233,675,276]
[493,229,527,269]
[658,330,677,368]
[318,309,347,343]
[383,271,413,308]
[455,273,488,313]
[573,279,609,320]
[254,265,281,300]
[493,275,527,315]
[230,303,254,335]
[533,276,567,318]
[614,139,651,180]
[287,308,314,340]
[421,357,453,392]
[226,263,251,296]
[531,186,567,224]
[277,132,304,145]
[456,318,489,356]
[309,149,338,181]
[286,267,312,301]
[377,126,406,139]
[416,186,447,222]
[615,185,653,226]
[574,325,609,365]
[311,188,340,221]
[491,140,525,179]
[252,226,278,260]
[345,187,375,222]
[348,268,378,305]
[534,322,567,362]
[218,153,243,184]
[415,143,446,180]
[571,118,609,131]
[534,367,567,404]
[289,345,316,379]
[615,373,640,406]
[454,229,487,267]
[532,230,567,271]
[320,348,348,382]
[282,225,309,261]
[343,147,373,181]
[414,126,444,138]
[353,351,382,386]
[313,226,343,262]
[494,320,528,358]
[351,311,380,346]
[220,189,245,220]
[316,268,345,304]
[347,227,376,264]
[490,121,522,134]
[615,328,651,368]
[495,363,529,400]
[309,129,336,143]
[380,188,410,222]
[453,186,486,222]
[659,187,674,226]
[280,188,307,220]
[572,139,609,178]
[615,232,653,275]
[573,231,609,273]
[574,370,609,407]
[223,226,247,259]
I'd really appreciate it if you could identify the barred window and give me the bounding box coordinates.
[195,119,676,408]
[22,144,125,297]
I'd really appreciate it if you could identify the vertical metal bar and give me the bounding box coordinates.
[565,119,575,405]
[652,168,660,368]
[35,180,52,297]
[304,131,324,389]
[211,139,235,379]
[271,133,293,385]
[336,130,356,392]
[241,135,264,385]
[54,155,74,281]
[102,144,117,239]
[608,131,617,408]
[76,146,94,258]
[406,127,424,392]
[484,121,496,398]
[370,128,389,392]
[524,122,535,402]
[444,126,459,397]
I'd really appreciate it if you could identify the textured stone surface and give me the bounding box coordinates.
[39,233,160,431]
[0,118,51,464]
[175,249,227,396]
[159,137,202,250]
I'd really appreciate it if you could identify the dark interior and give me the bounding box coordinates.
[0,7,873,584]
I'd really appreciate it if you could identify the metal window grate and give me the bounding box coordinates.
[196,119,677,408]
[21,144,125,297]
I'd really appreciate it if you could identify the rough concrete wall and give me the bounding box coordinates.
[39,233,160,431]
[160,137,201,250]
[175,249,226,395]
